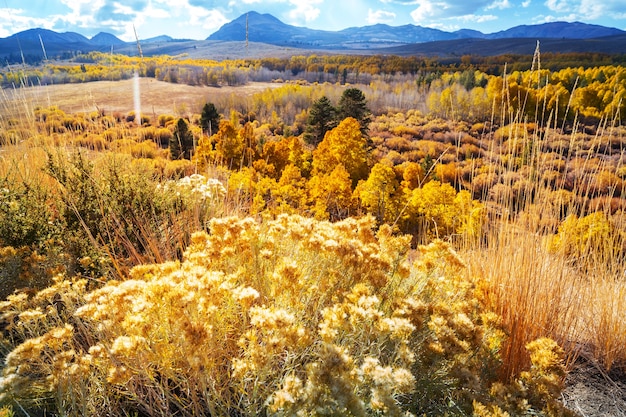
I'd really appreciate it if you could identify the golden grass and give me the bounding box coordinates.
[1,79,282,117]
[467,225,584,379]
[467,219,626,377]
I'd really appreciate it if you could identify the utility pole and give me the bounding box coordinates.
[133,24,143,59]
[38,34,48,61]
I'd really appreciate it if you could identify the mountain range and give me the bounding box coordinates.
[208,12,625,49]
[1,12,625,63]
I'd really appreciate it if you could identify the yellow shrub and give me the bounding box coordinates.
[407,180,484,241]
[0,215,570,416]
[548,211,625,268]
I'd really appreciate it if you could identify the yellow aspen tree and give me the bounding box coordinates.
[261,136,310,180]
[239,122,259,168]
[408,181,484,241]
[356,160,400,224]
[261,139,291,179]
[409,180,458,239]
[453,190,485,242]
[273,164,308,214]
[226,166,258,211]
[251,175,278,215]
[485,76,505,113]
[214,120,244,168]
[285,136,312,177]
[401,162,425,191]
[311,117,370,187]
[193,134,217,172]
[307,164,356,221]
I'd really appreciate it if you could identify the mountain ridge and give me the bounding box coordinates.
[207,11,625,48]
[0,12,625,63]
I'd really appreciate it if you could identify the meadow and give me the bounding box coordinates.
[0,50,624,416]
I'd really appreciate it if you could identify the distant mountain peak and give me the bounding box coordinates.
[91,32,125,45]
[207,12,625,49]
[488,21,625,39]
[11,28,90,44]
[143,35,174,43]
[208,11,309,43]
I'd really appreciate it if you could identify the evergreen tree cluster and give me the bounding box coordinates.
[304,88,371,146]
[169,103,221,161]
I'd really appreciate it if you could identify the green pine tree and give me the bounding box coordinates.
[304,96,337,146]
[337,88,371,135]
[170,118,194,160]
[200,102,221,137]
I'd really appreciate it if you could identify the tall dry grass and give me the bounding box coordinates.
[461,51,626,378]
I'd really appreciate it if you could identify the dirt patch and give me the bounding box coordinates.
[562,358,626,417]
[1,78,282,117]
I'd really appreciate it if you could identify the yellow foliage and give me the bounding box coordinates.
[307,164,357,220]
[408,180,484,240]
[312,117,370,186]
[357,160,402,224]
[273,164,307,213]
[0,214,573,416]
[547,211,624,267]
[214,120,244,167]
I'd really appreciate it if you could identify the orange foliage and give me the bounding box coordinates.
[312,117,370,187]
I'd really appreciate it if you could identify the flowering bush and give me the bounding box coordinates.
[0,215,571,416]
[158,173,226,203]
[547,211,626,270]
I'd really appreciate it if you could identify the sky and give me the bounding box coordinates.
[1,0,625,42]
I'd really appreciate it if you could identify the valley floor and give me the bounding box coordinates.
[2,78,282,116]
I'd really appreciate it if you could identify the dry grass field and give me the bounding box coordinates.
[1,78,282,117]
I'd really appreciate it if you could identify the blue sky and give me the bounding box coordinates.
[1,0,625,41]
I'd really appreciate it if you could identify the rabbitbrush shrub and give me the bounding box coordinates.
[0,215,573,416]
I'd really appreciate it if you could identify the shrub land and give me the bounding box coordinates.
[0,51,624,416]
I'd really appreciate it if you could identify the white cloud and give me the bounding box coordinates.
[539,13,578,23]
[55,0,104,28]
[110,3,137,16]
[142,5,170,19]
[424,22,458,31]
[486,0,512,10]
[544,0,571,13]
[578,1,604,19]
[367,9,396,24]
[409,1,496,24]
[0,7,57,37]
[59,0,104,16]
[123,0,227,39]
[190,7,229,31]
[579,0,626,20]
[541,0,626,23]
[287,0,322,24]
[522,0,532,7]
[458,14,498,22]
[410,1,448,22]
[380,0,419,4]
